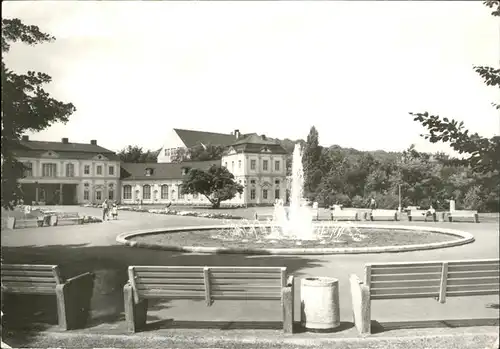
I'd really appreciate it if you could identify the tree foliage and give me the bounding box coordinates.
[302,126,323,196]
[170,144,225,163]
[1,18,76,209]
[181,165,244,208]
[118,145,158,163]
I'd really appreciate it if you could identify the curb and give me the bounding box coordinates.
[116,223,475,255]
[2,329,498,349]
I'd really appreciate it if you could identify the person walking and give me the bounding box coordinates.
[369,198,377,210]
[102,199,109,221]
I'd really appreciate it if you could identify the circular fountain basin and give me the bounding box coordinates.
[116,223,475,255]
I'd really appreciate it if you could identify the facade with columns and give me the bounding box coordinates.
[13,136,120,205]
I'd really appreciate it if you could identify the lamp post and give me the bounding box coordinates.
[398,184,402,212]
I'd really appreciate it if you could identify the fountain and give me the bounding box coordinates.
[213,143,366,244]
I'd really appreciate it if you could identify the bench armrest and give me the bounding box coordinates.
[286,275,294,287]
[349,274,371,335]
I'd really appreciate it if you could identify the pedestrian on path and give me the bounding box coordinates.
[102,199,109,221]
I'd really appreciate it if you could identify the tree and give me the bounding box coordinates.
[410,2,500,177]
[302,126,323,197]
[181,165,243,208]
[1,18,76,209]
[118,145,158,163]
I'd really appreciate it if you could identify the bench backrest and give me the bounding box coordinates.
[365,259,499,302]
[450,210,478,215]
[372,210,397,216]
[1,264,62,295]
[409,210,430,215]
[128,266,287,304]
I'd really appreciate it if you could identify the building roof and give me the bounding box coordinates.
[14,138,120,160]
[225,134,288,155]
[120,160,220,181]
[174,128,239,148]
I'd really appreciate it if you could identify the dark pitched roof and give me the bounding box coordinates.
[120,160,220,180]
[174,128,239,148]
[225,134,288,155]
[14,139,120,160]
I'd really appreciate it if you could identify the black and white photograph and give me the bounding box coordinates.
[1,1,499,348]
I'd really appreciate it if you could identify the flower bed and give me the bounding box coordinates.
[116,206,243,220]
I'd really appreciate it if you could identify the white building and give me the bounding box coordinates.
[13,136,121,205]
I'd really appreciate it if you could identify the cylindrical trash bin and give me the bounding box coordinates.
[301,277,340,331]
[449,200,456,213]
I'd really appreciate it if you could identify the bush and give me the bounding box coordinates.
[351,195,365,208]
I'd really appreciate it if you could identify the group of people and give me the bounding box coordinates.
[101,199,118,221]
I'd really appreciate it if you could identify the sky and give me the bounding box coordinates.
[3,1,499,155]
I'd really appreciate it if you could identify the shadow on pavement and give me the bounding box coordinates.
[1,243,322,330]
[372,318,500,334]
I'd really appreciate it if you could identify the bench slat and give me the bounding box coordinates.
[369,261,443,268]
[211,278,282,286]
[371,279,440,289]
[137,284,205,291]
[446,289,499,297]
[134,272,204,278]
[2,285,56,295]
[447,264,499,272]
[2,264,57,271]
[370,286,439,296]
[135,278,205,284]
[1,276,57,284]
[211,291,282,299]
[448,271,499,279]
[137,290,205,299]
[210,273,281,279]
[1,270,55,277]
[371,292,437,300]
[133,266,204,272]
[446,284,499,292]
[372,273,441,281]
[447,277,499,286]
[371,266,442,275]
[212,295,281,301]
[211,285,281,292]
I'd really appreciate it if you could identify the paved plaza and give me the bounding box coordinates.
[1,206,499,347]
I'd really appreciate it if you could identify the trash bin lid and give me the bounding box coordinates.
[302,277,338,287]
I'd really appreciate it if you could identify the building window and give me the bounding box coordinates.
[143,185,151,200]
[96,165,102,175]
[42,163,57,177]
[84,165,90,175]
[275,179,280,185]
[250,160,256,170]
[275,189,280,199]
[96,191,102,200]
[238,160,241,169]
[275,160,280,171]
[224,162,228,168]
[250,189,256,200]
[123,185,132,200]
[23,162,33,177]
[263,189,268,199]
[231,161,234,172]
[161,185,168,199]
[108,183,114,200]
[164,149,168,156]
[177,186,181,199]
[145,168,153,176]
[66,163,75,177]
[84,191,89,201]
[109,166,114,176]
[263,160,268,171]
[250,179,256,184]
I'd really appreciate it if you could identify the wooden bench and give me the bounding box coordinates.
[407,210,436,222]
[349,259,500,335]
[367,209,398,221]
[331,210,359,221]
[1,264,95,330]
[124,266,294,333]
[448,210,479,223]
[54,216,84,226]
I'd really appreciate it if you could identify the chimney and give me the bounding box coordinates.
[62,137,69,144]
[234,129,240,139]
[90,140,97,145]
[261,134,266,140]
[21,135,29,141]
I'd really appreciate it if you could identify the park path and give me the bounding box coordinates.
[1,206,498,332]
